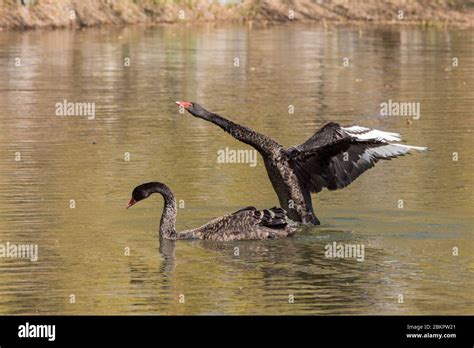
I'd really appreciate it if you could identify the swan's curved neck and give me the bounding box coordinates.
[152,185,177,240]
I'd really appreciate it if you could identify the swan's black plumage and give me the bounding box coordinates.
[127,182,297,241]
[176,102,427,225]
[287,122,426,193]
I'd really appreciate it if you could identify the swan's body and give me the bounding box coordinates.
[127,182,297,241]
[176,102,428,225]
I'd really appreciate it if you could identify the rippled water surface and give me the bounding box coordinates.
[0,24,472,315]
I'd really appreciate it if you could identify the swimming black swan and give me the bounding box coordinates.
[175,101,428,225]
[127,182,297,241]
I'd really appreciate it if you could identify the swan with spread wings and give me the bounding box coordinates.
[176,102,428,225]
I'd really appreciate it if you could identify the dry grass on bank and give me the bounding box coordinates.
[0,0,472,30]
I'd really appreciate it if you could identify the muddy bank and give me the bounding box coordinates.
[0,0,472,30]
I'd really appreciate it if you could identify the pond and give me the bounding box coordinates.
[0,24,472,314]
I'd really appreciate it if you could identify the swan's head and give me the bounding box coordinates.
[175,101,193,110]
[175,101,206,116]
[127,182,163,209]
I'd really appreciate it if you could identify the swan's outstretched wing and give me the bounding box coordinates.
[287,122,427,193]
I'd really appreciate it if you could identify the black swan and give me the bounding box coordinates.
[175,101,428,225]
[127,182,297,241]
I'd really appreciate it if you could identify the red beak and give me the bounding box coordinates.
[175,101,192,109]
[126,198,136,209]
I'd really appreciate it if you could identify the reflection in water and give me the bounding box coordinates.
[0,24,472,315]
[158,237,176,274]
